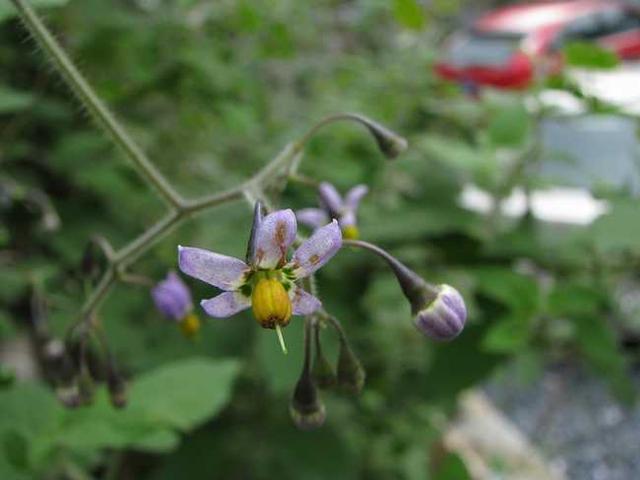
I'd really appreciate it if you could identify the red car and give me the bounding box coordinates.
[435,0,640,90]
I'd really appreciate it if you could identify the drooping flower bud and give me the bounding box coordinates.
[414,284,466,341]
[290,373,326,430]
[343,239,467,341]
[251,277,292,329]
[336,339,365,395]
[360,116,408,160]
[106,356,127,409]
[312,327,336,389]
[56,382,82,409]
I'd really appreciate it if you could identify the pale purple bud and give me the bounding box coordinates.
[414,284,467,341]
[151,272,193,321]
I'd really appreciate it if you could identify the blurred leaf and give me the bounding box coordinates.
[0,86,34,113]
[393,0,426,30]
[433,452,471,480]
[473,268,541,315]
[573,315,634,403]
[0,0,69,23]
[126,357,240,431]
[488,102,530,147]
[564,41,619,70]
[482,314,531,353]
[591,199,640,253]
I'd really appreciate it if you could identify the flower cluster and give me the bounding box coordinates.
[177,204,342,350]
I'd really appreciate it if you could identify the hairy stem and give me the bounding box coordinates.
[10,0,183,208]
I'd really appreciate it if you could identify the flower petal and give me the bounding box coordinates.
[178,246,249,290]
[151,272,193,321]
[345,184,369,212]
[296,208,329,229]
[318,182,343,216]
[201,292,251,318]
[290,286,322,315]
[290,219,342,278]
[253,209,297,269]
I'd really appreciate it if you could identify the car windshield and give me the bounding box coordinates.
[444,30,523,67]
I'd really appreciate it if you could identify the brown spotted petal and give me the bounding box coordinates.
[289,220,342,279]
[253,209,297,269]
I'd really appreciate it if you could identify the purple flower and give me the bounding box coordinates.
[151,272,193,321]
[297,182,368,240]
[414,284,467,341]
[178,206,342,332]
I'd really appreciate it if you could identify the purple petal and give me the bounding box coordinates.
[290,220,342,278]
[290,286,322,315]
[253,209,297,269]
[201,291,251,318]
[339,210,356,228]
[296,208,329,229]
[178,246,249,290]
[318,182,343,216]
[414,285,466,341]
[151,272,193,321]
[345,185,368,212]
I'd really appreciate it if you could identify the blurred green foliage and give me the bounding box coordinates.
[1,0,638,479]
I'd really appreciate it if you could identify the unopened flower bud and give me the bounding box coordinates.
[106,357,127,409]
[362,117,408,159]
[290,374,326,430]
[414,284,466,341]
[337,339,365,395]
[77,370,95,406]
[312,329,336,389]
[56,383,82,409]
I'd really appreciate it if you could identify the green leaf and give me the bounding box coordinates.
[591,199,640,253]
[564,41,619,70]
[0,0,69,23]
[488,102,530,147]
[0,86,34,114]
[473,268,541,315]
[482,314,531,353]
[393,0,426,30]
[574,315,634,403]
[433,452,471,480]
[126,357,240,431]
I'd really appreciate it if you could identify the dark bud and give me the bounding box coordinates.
[42,339,77,386]
[290,373,326,430]
[81,240,102,281]
[77,369,95,406]
[312,329,336,389]
[336,339,365,395]
[359,116,408,160]
[56,383,82,409]
[106,358,127,409]
[245,201,264,265]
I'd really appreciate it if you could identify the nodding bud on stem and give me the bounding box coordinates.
[337,339,365,395]
[389,259,466,340]
[290,373,326,430]
[359,116,408,160]
[414,284,467,341]
[312,328,336,389]
[106,356,127,409]
[345,240,467,341]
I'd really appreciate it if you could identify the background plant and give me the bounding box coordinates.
[1,1,639,479]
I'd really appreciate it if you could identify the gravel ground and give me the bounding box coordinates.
[486,364,640,480]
